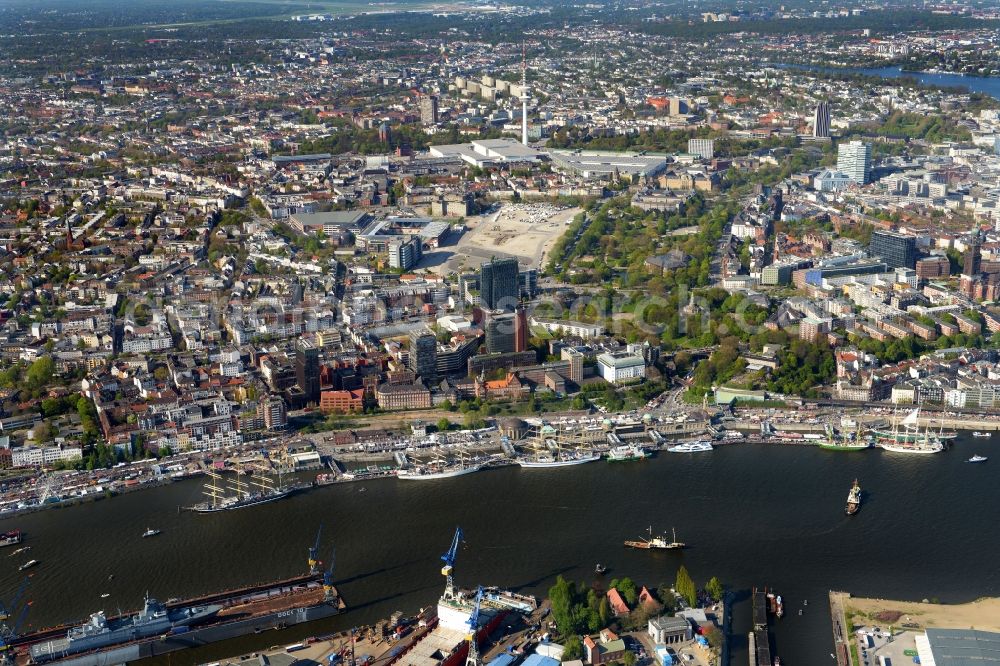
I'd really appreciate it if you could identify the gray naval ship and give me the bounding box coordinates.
[30,596,222,662]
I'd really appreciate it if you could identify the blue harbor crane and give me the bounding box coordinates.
[464,586,484,666]
[440,526,464,600]
[0,577,31,653]
[309,524,324,574]
[323,547,337,604]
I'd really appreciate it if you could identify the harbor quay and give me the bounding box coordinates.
[5,397,999,519]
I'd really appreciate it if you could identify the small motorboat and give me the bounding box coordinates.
[968,455,988,463]
[18,559,38,571]
[142,528,161,538]
[100,593,110,598]
[595,564,607,575]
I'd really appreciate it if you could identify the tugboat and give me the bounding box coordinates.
[845,479,861,516]
[624,527,686,550]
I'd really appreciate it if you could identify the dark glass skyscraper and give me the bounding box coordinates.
[295,339,321,405]
[870,230,916,270]
[408,330,438,382]
[480,258,520,311]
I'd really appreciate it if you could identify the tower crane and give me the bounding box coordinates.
[309,524,324,574]
[440,526,463,600]
[323,547,337,604]
[464,586,484,666]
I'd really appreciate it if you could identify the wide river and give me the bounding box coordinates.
[780,64,1000,99]
[2,438,998,665]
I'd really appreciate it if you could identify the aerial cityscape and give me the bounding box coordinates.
[4,0,1000,665]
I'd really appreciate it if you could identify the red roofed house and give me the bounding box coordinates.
[638,586,662,613]
[606,588,630,617]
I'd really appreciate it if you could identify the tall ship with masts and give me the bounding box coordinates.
[517,420,600,468]
[819,423,872,451]
[875,409,945,453]
[398,450,482,480]
[184,463,303,513]
[871,408,956,443]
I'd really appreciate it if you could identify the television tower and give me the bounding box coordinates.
[520,44,530,146]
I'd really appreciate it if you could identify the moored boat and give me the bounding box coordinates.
[818,440,871,451]
[397,463,482,480]
[0,529,22,547]
[871,408,957,442]
[878,440,943,454]
[184,466,302,513]
[667,441,713,453]
[518,450,600,467]
[606,444,647,462]
[972,431,992,438]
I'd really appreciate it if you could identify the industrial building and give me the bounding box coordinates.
[289,211,371,239]
[548,151,668,180]
[429,139,544,168]
[917,628,1000,665]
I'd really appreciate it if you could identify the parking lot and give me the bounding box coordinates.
[856,626,918,666]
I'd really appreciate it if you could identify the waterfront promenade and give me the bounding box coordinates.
[829,591,851,666]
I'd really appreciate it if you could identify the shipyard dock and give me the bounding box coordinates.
[12,574,345,666]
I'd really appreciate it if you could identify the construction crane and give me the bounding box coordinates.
[309,524,324,574]
[464,586,484,666]
[0,578,31,655]
[323,547,337,604]
[440,526,464,600]
[0,578,29,624]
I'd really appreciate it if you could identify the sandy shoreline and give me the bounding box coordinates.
[846,594,1000,632]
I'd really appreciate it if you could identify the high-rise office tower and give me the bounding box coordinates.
[688,138,715,160]
[295,339,321,405]
[513,305,529,353]
[964,241,982,276]
[813,101,831,138]
[408,330,438,382]
[484,311,516,354]
[837,140,872,184]
[870,230,916,270]
[480,257,520,311]
[419,95,439,126]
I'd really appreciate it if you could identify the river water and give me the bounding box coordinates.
[2,438,998,665]
[779,64,1000,99]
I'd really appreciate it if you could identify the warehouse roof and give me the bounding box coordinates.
[926,628,1000,665]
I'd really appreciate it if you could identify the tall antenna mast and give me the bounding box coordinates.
[520,43,530,146]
